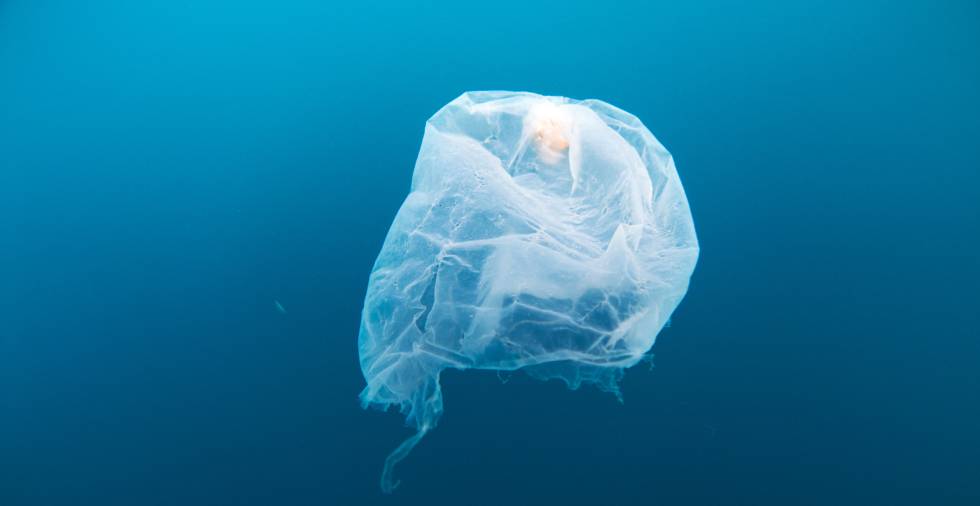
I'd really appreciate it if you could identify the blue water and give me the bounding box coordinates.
[2,1,978,504]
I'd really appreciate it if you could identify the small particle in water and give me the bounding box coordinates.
[274,300,286,314]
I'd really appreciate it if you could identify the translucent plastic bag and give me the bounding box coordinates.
[358,91,699,491]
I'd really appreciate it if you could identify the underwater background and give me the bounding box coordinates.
[1,1,978,505]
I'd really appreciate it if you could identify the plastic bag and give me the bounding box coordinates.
[358,91,699,491]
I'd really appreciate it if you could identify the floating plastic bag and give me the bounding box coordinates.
[358,91,699,491]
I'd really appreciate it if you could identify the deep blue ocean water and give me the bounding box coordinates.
[2,1,978,504]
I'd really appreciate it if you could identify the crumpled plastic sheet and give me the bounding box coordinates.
[357,91,699,491]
